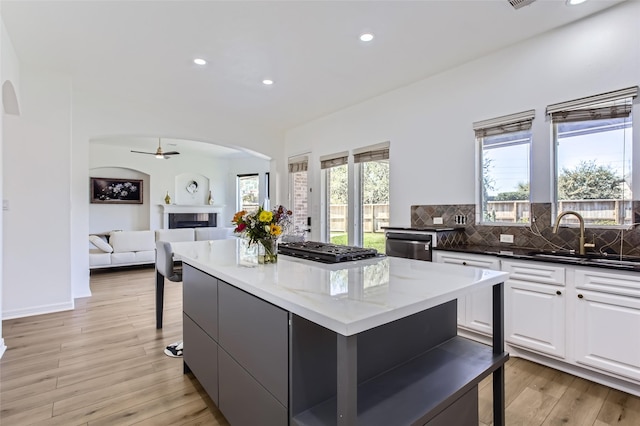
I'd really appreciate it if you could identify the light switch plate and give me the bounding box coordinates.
[433,217,443,225]
[500,234,514,243]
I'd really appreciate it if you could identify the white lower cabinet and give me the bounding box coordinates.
[574,269,640,382]
[434,252,500,336]
[502,260,566,359]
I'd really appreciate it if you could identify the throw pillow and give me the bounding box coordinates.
[89,235,113,253]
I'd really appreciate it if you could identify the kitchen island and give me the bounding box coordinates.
[171,239,509,426]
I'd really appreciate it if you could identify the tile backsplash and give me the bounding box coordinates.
[411,202,640,257]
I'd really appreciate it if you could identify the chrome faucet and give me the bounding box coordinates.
[552,211,595,255]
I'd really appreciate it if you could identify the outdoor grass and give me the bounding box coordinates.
[330,232,386,254]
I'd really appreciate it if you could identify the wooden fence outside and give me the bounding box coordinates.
[485,199,632,224]
[329,204,390,233]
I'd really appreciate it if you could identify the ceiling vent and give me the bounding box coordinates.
[508,0,537,9]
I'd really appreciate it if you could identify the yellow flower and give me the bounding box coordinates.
[259,210,273,222]
[270,224,282,236]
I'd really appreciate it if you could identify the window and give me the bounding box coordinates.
[474,110,534,224]
[288,155,309,235]
[321,153,349,245]
[548,87,637,227]
[237,174,259,214]
[355,145,389,253]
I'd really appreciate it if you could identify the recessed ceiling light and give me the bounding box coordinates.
[262,79,274,85]
[360,33,374,42]
[566,0,587,5]
[193,58,207,65]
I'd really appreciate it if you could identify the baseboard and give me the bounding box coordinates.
[0,339,6,359]
[2,300,74,320]
[74,289,92,299]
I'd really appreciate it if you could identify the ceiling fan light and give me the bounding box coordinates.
[155,154,164,159]
[359,33,374,42]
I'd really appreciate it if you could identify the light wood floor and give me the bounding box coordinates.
[1,268,639,425]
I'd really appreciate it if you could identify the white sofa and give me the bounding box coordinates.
[89,227,236,269]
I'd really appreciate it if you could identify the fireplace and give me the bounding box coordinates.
[161,204,223,229]
[169,213,217,229]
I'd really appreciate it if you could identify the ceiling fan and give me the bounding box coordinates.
[131,138,180,159]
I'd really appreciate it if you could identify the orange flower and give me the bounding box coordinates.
[232,210,246,223]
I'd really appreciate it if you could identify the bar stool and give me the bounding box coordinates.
[155,241,182,329]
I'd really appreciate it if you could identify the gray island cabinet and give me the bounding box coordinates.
[172,239,509,426]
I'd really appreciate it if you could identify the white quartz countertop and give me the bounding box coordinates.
[171,239,508,336]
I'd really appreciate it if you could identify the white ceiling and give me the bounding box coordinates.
[1,0,626,157]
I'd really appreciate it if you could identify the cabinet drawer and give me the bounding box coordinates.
[434,252,500,269]
[575,268,640,298]
[183,264,218,340]
[219,348,287,426]
[218,281,289,407]
[502,260,565,286]
[183,314,218,405]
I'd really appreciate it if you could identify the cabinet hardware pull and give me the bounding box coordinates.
[462,262,467,266]
[578,294,584,299]
[556,290,562,295]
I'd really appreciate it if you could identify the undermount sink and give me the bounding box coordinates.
[527,252,586,262]
[527,251,640,267]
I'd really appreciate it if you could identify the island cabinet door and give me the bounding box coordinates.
[217,281,289,424]
[182,265,220,405]
[183,313,218,405]
[183,264,218,340]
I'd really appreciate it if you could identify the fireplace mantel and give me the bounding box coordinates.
[160,204,224,214]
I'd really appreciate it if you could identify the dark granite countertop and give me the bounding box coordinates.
[382,226,465,232]
[434,244,640,272]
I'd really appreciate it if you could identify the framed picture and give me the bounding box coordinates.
[90,177,143,204]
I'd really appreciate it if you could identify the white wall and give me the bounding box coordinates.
[284,2,640,235]
[1,19,20,110]
[1,15,22,353]
[3,65,73,319]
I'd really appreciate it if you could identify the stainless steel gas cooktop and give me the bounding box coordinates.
[278,241,379,263]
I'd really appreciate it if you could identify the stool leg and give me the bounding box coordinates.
[156,270,164,329]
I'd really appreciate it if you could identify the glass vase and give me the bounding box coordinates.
[258,238,278,264]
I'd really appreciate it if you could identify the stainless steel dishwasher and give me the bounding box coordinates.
[385,231,434,261]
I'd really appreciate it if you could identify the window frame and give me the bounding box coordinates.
[354,144,390,250]
[474,110,535,226]
[548,87,637,229]
[320,152,349,244]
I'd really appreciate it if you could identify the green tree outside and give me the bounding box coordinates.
[558,160,623,200]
